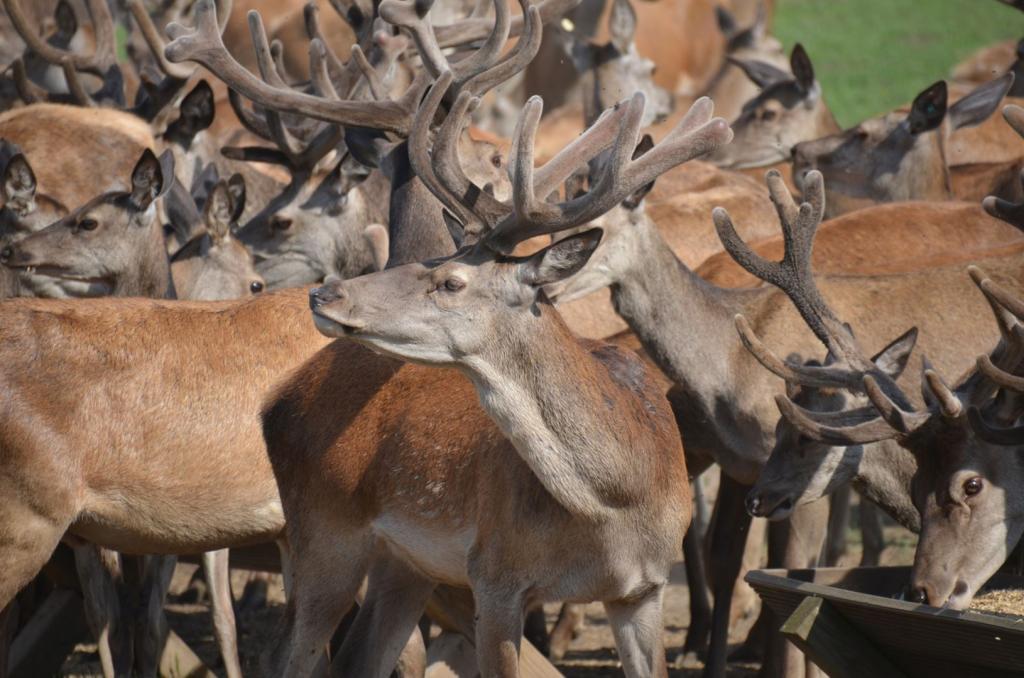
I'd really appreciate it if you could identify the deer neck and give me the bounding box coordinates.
[610,223,763,407]
[384,142,458,266]
[854,440,921,533]
[115,225,175,300]
[459,300,665,520]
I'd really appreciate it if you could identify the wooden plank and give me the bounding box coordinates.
[427,586,563,678]
[159,629,217,678]
[780,596,907,678]
[8,589,89,678]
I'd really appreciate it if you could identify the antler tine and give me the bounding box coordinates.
[305,2,347,79]
[128,0,195,81]
[977,354,1024,392]
[483,95,732,254]
[863,375,931,435]
[461,2,541,97]
[408,71,484,229]
[11,58,45,104]
[967,405,1024,446]
[433,89,511,228]
[450,0,510,81]
[734,315,863,390]
[3,0,116,75]
[309,39,342,100]
[228,89,274,138]
[434,0,579,47]
[379,0,450,79]
[60,58,97,107]
[166,0,416,135]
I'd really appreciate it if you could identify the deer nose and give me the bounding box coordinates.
[745,492,763,517]
[909,587,929,604]
[309,281,346,311]
[0,246,11,264]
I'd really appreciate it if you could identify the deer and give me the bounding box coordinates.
[706,43,838,173]
[792,74,1015,218]
[729,235,1024,611]
[256,66,730,678]
[0,145,264,678]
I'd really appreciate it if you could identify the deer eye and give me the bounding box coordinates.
[250,280,264,294]
[443,277,465,292]
[490,154,502,169]
[78,218,98,231]
[761,109,777,122]
[963,477,983,497]
[271,216,293,232]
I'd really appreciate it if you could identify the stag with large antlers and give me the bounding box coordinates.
[256,73,731,675]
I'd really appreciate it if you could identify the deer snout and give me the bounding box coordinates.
[309,280,346,311]
[744,488,794,520]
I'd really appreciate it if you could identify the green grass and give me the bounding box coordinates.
[773,0,1024,127]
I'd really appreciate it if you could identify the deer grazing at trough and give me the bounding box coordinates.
[259,72,729,678]
[714,174,1024,615]
[792,74,1015,218]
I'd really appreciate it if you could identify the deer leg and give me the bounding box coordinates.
[858,496,885,567]
[332,554,432,678]
[265,527,374,678]
[523,605,551,657]
[73,544,131,677]
[702,474,752,678]
[823,485,851,567]
[472,583,525,678]
[605,584,668,678]
[202,549,242,678]
[547,602,584,660]
[132,555,177,678]
[680,504,711,663]
[760,499,829,678]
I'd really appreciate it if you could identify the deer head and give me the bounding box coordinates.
[0,146,68,239]
[566,0,673,128]
[792,74,1013,217]
[308,80,730,365]
[708,44,837,169]
[0,148,176,298]
[723,166,1024,610]
[170,174,266,300]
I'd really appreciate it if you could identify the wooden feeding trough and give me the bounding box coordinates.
[747,566,1024,678]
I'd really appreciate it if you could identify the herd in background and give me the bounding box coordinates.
[0,0,1023,677]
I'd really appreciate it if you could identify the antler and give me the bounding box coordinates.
[478,95,732,253]
[4,0,117,75]
[166,0,424,135]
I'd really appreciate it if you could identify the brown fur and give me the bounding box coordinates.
[697,201,1024,288]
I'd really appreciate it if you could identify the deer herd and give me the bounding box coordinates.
[0,0,1022,677]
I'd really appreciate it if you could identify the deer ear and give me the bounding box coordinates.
[907,81,948,134]
[520,228,603,287]
[948,73,1013,131]
[608,0,637,53]
[130,149,174,210]
[728,57,790,89]
[180,80,215,132]
[790,44,815,92]
[715,5,739,39]
[227,173,246,223]
[362,223,390,272]
[54,0,77,41]
[871,327,918,379]
[203,181,233,240]
[2,154,37,207]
